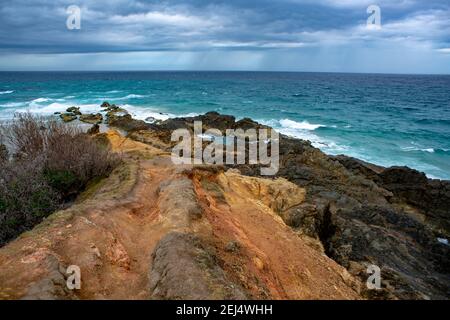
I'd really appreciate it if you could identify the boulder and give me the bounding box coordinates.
[101,101,111,109]
[79,113,103,125]
[107,114,149,132]
[59,113,77,122]
[87,124,100,135]
[66,106,81,115]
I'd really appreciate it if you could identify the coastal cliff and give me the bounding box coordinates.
[0,106,448,300]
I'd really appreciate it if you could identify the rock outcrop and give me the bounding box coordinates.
[0,130,361,300]
[0,107,448,300]
[79,113,103,125]
[143,112,450,300]
[60,113,77,123]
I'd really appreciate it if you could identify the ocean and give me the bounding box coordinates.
[0,71,449,180]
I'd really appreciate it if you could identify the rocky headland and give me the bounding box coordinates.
[0,103,448,300]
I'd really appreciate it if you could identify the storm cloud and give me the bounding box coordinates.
[1,0,449,72]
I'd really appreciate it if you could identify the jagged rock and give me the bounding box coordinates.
[2,109,449,300]
[87,124,100,135]
[102,102,126,116]
[128,130,172,151]
[331,155,384,182]
[60,113,77,122]
[105,108,128,123]
[66,106,81,115]
[379,166,450,235]
[145,112,450,300]
[79,113,103,125]
[101,101,111,109]
[107,114,149,132]
[235,117,269,130]
[0,127,363,300]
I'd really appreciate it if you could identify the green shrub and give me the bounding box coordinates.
[0,113,120,246]
[44,169,80,196]
[0,158,60,243]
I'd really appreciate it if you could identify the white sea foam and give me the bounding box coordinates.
[401,146,435,153]
[31,97,51,103]
[0,90,14,95]
[4,99,197,124]
[279,119,326,131]
[121,104,174,122]
[123,104,200,122]
[18,102,100,115]
[258,118,348,154]
[95,94,147,102]
[114,94,146,100]
[0,101,27,108]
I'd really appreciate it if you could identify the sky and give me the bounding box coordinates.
[0,0,449,73]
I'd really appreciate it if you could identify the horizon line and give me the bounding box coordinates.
[0,70,449,76]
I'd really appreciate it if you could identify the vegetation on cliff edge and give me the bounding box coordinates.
[0,113,120,246]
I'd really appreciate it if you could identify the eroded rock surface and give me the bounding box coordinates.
[145,112,450,300]
[1,109,448,300]
[149,232,247,300]
[0,130,361,300]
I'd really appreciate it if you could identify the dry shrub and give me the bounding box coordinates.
[0,113,121,245]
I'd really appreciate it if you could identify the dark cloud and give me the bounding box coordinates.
[0,0,449,72]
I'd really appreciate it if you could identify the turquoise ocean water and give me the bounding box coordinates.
[0,71,449,179]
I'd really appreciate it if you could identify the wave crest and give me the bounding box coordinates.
[279,119,325,131]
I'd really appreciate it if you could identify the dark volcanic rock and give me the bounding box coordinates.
[331,155,384,183]
[379,166,450,235]
[108,114,150,132]
[142,112,450,300]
